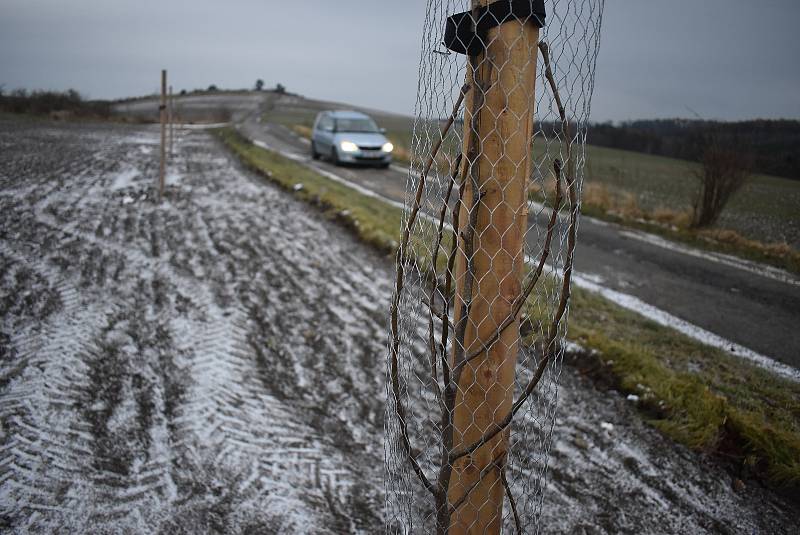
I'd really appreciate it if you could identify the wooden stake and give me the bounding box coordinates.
[168,85,174,158]
[159,69,167,199]
[447,2,539,532]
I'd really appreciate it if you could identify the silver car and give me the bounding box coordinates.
[310,110,393,168]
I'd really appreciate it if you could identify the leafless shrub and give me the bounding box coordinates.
[691,134,752,228]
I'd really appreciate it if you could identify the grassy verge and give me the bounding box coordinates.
[580,143,800,274]
[579,200,800,275]
[578,184,800,275]
[215,127,403,254]
[215,126,800,490]
[529,144,800,275]
[564,289,800,486]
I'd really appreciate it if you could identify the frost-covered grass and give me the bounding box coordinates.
[218,126,800,490]
[565,289,800,487]
[578,199,800,276]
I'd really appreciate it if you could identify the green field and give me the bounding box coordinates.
[582,144,800,248]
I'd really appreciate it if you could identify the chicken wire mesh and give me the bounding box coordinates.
[386,0,604,533]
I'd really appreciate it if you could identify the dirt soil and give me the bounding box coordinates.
[0,118,797,534]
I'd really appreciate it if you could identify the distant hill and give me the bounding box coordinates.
[585,119,800,181]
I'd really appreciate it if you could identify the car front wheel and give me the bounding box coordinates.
[330,147,340,165]
[310,140,320,160]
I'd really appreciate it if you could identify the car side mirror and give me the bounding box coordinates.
[379,127,387,134]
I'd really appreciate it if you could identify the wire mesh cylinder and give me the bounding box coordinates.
[386,1,605,532]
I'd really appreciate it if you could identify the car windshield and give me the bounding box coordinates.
[335,117,379,133]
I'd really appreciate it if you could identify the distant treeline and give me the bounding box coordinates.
[584,119,800,180]
[0,89,111,119]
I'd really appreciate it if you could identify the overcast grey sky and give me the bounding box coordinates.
[1,0,798,121]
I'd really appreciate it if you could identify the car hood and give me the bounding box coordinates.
[332,132,388,147]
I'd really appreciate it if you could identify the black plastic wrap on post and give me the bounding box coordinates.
[444,0,547,56]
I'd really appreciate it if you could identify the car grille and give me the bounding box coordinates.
[358,145,383,151]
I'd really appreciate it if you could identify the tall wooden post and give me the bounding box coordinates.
[159,69,167,198]
[447,2,540,532]
[168,85,174,158]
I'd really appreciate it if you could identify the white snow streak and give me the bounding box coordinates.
[570,272,800,382]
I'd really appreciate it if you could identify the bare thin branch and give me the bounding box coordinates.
[424,297,455,329]
[449,350,550,463]
[388,84,470,501]
[426,163,457,410]
[500,465,521,534]
[539,38,579,353]
[427,152,463,373]
[389,329,436,495]
[427,298,446,413]
[424,84,470,178]
[439,175,466,389]
[539,41,576,181]
[401,83,470,262]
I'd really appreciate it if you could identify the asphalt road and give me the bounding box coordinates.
[118,93,800,373]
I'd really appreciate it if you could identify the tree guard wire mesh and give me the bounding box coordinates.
[386,0,604,532]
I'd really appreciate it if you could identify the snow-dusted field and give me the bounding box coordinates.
[0,120,387,533]
[0,119,797,533]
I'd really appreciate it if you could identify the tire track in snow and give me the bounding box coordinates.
[1,123,387,533]
[167,150,382,516]
[0,128,197,532]
[0,241,111,532]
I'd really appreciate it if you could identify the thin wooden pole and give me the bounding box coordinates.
[159,69,167,199]
[447,1,540,532]
[168,85,174,158]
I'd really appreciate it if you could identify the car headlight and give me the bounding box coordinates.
[382,142,394,153]
[340,141,358,152]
